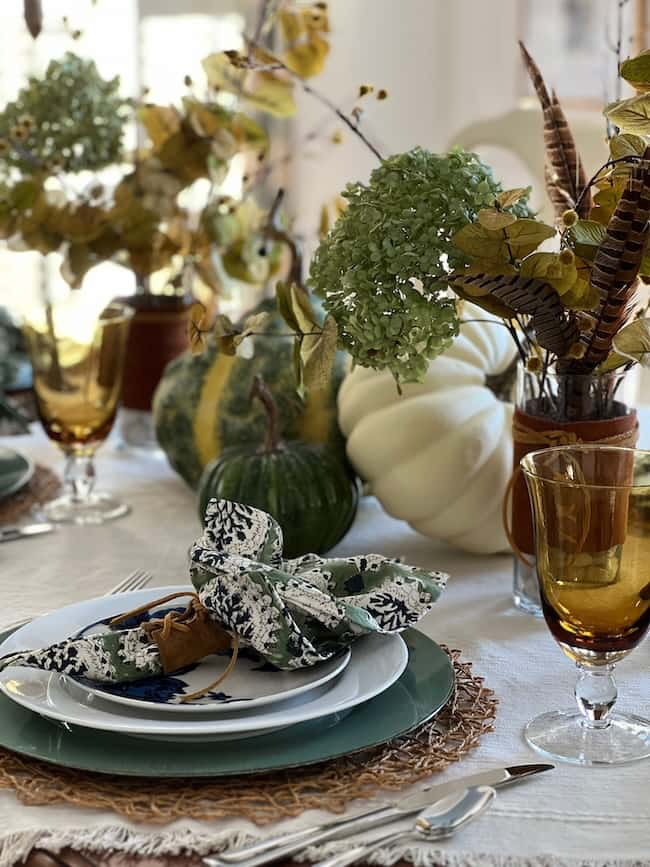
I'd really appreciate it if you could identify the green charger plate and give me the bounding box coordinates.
[0,629,454,777]
[0,447,33,499]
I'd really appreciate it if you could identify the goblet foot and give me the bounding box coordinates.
[525,709,650,766]
[39,491,130,525]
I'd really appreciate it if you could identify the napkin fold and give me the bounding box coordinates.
[0,499,448,684]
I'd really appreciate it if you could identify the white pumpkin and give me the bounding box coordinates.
[337,304,516,554]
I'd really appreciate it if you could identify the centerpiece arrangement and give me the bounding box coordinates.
[191,42,650,612]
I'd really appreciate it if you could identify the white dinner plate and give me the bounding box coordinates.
[0,586,408,741]
[71,596,350,713]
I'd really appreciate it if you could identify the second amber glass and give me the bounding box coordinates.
[24,295,133,525]
[522,445,650,765]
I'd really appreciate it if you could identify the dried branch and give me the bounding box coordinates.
[519,41,591,219]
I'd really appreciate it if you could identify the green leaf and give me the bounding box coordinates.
[300,315,338,391]
[477,208,517,230]
[611,318,650,367]
[604,93,650,133]
[567,220,607,262]
[620,50,650,92]
[609,132,647,159]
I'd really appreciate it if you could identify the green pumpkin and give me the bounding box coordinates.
[197,377,359,558]
[152,298,346,488]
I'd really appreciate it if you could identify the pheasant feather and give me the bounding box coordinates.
[520,42,591,219]
[577,147,650,370]
[450,271,579,357]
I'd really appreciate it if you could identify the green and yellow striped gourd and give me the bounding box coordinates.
[152,299,347,488]
[198,376,359,558]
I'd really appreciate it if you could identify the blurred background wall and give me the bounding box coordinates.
[0,0,643,311]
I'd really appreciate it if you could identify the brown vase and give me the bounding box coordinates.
[511,365,639,615]
[118,294,192,412]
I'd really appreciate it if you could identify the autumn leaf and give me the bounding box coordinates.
[611,317,650,367]
[496,187,531,208]
[189,303,210,355]
[620,50,650,93]
[279,6,330,78]
[604,93,650,134]
[202,52,296,118]
[567,219,607,262]
[453,219,555,262]
[477,208,517,231]
[520,251,578,294]
[609,132,647,159]
[301,314,337,391]
[137,104,181,148]
[232,310,272,358]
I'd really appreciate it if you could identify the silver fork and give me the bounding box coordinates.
[2,568,154,633]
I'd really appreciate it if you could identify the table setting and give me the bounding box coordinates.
[1,4,650,867]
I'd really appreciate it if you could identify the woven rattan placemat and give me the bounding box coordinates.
[0,648,496,827]
[0,465,60,524]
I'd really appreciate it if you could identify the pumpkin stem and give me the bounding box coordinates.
[251,375,282,452]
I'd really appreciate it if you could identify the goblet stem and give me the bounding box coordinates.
[574,663,617,729]
[63,451,96,504]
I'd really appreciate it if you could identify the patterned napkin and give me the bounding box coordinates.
[0,500,448,684]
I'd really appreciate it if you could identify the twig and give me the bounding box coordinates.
[242,41,385,162]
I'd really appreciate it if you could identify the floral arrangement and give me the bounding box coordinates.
[267,42,650,411]
[0,3,331,295]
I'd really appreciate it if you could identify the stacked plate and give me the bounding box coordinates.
[0,446,33,499]
[0,586,455,777]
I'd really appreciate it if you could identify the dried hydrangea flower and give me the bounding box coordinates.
[310,146,529,383]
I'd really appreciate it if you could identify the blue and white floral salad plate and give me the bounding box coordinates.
[72,602,351,713]
[0,587,408,741]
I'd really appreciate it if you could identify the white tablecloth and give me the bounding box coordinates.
[1,422,649,867]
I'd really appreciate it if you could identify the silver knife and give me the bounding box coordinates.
[0,523,55,543]
[204,763,552,867]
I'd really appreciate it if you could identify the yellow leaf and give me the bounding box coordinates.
[453,224,509,262]
[520,251,577,294]
[319,204,330,239]
[620,50,650,93]
[609,132,647,159]
[604,93,650,134]
[453,219,555,263]
[138,105,181,148]
[284,35,329,78]
[202,52,296,118]
[496,187,530,208]
[477,208,517,231]
[611,317,650,366]
[301,315,337,391]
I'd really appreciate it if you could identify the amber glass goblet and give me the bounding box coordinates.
[521,445,650,765]
[23,296,133,525]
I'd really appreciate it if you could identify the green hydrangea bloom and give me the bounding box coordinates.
[0,53,131,175]
[310,147,528,383]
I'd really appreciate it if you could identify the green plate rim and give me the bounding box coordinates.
[0,447,34,500]
[0,628,454,778]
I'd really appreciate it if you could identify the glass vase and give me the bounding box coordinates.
[511,364,638,616]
